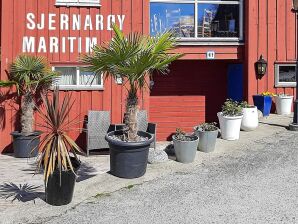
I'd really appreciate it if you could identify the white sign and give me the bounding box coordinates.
[206,51,215,60]
[22,13,126,54]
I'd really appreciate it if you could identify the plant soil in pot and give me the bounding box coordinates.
[275,94,293,115]
[172,129,199,163]
[194,123,218,153]
[11,131,42,158]
[106,130,153,179]
[218,99,243,141]
[240,101,258,131]
[46,158,80,206]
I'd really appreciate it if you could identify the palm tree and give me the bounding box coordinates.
[83,25,183,141]
[0,55,57,135]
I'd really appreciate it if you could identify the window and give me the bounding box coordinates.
[150,0,243,42]
[55,0,101,7]
[53,66,103,90]
[275,64,296,87]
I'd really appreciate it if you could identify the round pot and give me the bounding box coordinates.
[46,157,80,206]
[11,131,42,158]
[275,95,293,115]
[241,107,259,131]
[105,130,154,179]
[194,129,218,153]
[217,112,243,141]
[172,135,199,163]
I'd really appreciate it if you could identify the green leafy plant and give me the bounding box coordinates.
[36,89,82,186]
[195,122,218,132]
[174,128,194,141]
[0,55,58,134]
[222,99,243,117]
[240,101,255,108]
[82,25,183,142]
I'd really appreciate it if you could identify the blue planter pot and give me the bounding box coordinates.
[253,95,272,116]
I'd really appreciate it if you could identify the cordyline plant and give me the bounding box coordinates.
[36,89,82,186]
[83,24,183,141]
[0,55,57,135]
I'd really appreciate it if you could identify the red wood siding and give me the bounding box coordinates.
[245,0,297,104]
[150,60,230,141]
[0,0,150,153]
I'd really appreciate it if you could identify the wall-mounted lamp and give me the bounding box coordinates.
[255,55,268,80]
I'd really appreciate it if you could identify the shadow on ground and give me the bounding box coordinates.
[76,162,98,182]
[0,183,44,203]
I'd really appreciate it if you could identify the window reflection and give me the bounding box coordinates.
[198,4,239,38]
[150,3,195,37]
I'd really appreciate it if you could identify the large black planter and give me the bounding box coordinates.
[46,158,80,206]
[105,130,154,179]
[11,131,42,158]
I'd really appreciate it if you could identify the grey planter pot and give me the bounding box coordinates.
[11,131,42,158]
[172,135,199,164]
[194,129,218,153]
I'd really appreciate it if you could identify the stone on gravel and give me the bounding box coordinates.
[148,149,168,164]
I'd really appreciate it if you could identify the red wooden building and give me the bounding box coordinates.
[0,0,297,152]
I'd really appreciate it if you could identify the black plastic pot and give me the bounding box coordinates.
[105,130,154,179]
[45,158,81,206]
[11,131,42,158]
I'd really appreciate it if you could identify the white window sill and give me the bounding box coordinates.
[52,86,104,91]
[55,3,101,7]
[275,83,296,88]
[177,38,244,46]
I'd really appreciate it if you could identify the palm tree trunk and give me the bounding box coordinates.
[124,88,139,141]
[21,92,34,134]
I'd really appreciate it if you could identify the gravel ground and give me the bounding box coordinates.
[42,131,298,224]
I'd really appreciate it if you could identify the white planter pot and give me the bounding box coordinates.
[275,95,293,115]
[241,107,259,131]
[217,112,243,141]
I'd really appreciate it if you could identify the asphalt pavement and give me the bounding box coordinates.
[43,130,298,224]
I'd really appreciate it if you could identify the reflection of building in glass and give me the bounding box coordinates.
[198,9,214,37]
[151,7,194,37]
[210,4,239,37]
[279,67,296,82]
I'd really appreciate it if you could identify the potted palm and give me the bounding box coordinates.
[217,99,243,141]
[0,55,57,158]
[36,89,82,206]
[240,101,258,131]
[173,128,199,163]
[253,91,276,116]
[194,122,218,153]
[83,25,182,178]
[274,94,293,115]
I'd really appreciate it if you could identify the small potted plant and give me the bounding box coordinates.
[0,55,57,158]
[194,122,218,153]
[36,89,82,206]
[253,91,276,116]
[83,25,182,178]
[240,101,258,131]
[217,99,243,141]
[172,128,199,163]
[275,93,293,115]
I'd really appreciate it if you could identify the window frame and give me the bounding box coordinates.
[149,0,244,44]
[275,63,296,87]
[52,66,104,91]
[55,0,101,7]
